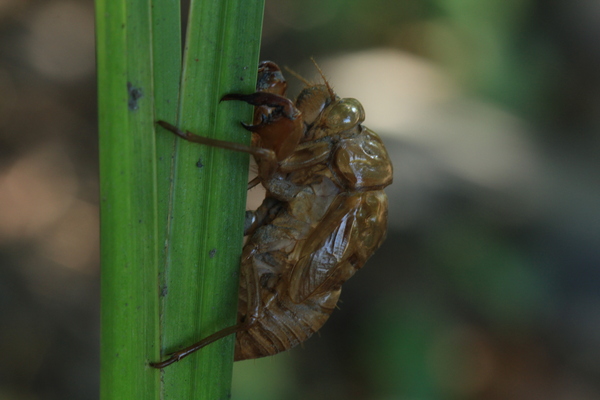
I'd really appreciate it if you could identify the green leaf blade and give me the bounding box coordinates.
[158,0,265,399]
[97,0,166,399]
[98,0,264,398]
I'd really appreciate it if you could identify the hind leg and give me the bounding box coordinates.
[150,250,263,369]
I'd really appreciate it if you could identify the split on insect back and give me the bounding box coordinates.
[151,60,393,368]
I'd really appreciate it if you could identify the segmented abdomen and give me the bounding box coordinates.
[234,284,340,360]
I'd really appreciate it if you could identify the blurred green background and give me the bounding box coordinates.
[1,0,600,399]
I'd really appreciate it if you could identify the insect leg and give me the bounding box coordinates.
[157,121,271,159]
[149,323,243,369]
[247,176,261,190]
[220,93,303,162]
[244,197,283,236]
[157,120,278,179]
[221,92,299,121]
[150,250,263,369]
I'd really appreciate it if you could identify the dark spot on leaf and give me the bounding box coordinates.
[209,248,217,258]
[196,158,204,168]
[127,82,143,110]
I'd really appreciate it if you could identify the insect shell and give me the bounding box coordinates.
[151,61,393,368]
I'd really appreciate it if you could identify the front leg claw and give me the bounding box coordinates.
[221,92,299,120]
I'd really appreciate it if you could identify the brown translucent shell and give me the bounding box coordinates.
[151,61,393,367]
[233,64,393,360]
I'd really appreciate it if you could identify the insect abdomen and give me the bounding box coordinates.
[234,287,340,361]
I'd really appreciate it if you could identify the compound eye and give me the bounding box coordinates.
[324,98,365,133]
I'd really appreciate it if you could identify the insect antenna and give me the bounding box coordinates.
[283,66,312,87]
[310,57,336,100]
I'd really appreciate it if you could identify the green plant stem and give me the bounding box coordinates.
[97,0,264,398]
[97,0,163,399]
[158,0,264,398]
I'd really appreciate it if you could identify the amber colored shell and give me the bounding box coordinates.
[150,61,393,368]
[233,63,393,360]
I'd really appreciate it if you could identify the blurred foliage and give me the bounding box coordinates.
[425,217,554,328]
[0,0,599,399]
